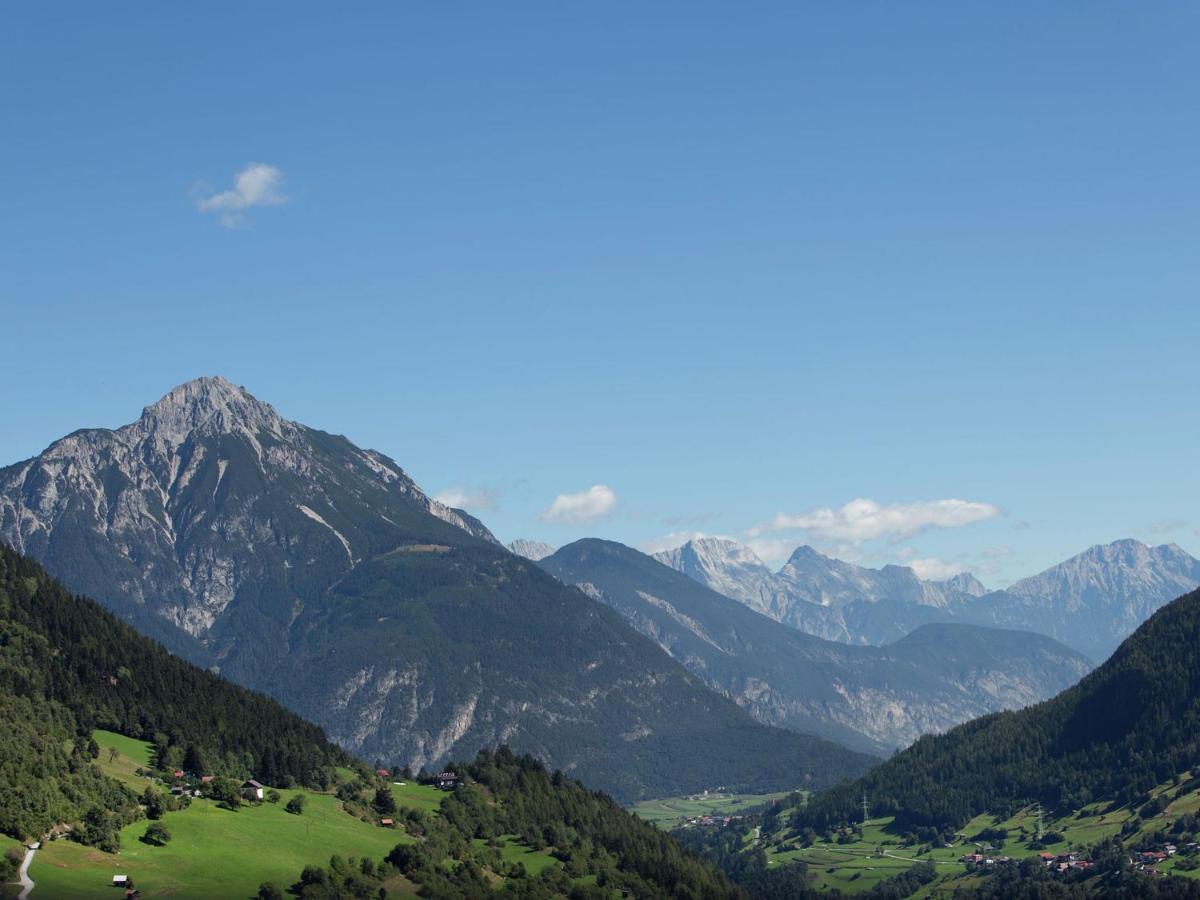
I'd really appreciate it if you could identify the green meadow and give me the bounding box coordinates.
[631,790,798,828]
[471,836,560,876]
[29,734,416,899]
[22,733,574,898]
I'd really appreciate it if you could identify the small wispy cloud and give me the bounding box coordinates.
[749,498,999,546]
[541,484,617,524]
[196,163,287,228]
[433,487,499,512]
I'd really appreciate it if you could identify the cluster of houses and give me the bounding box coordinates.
[1037,851,1093,873]
[166,771,265,801]
[960,850,1093,872]
[681,814,745,829]
[1134,842,1198,873]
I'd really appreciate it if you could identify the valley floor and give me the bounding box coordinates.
[631,789,800,829]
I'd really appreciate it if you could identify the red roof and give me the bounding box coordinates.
[380,818,394,826]
[173,770,184,778]
[376,769,390,777]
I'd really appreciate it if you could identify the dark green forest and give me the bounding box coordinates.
[0,544,348,840]
[783,586,1200,836]
[274,747,745,899]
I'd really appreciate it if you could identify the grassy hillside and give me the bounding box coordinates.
[24,731,413,898]
[30,736,745,899]
[747,767,1200,895]
[33,791,408,899]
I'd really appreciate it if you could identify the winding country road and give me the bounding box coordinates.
[17,845,36,900]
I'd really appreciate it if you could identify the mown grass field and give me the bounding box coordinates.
[763,772,1200,895]
[471,835,560,876]
[93,730,156,790]
[30,733,417,899]
[387,781,445,815]
[26,733,577,898]
[631,790,798,828]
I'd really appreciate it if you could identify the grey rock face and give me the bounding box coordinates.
[957,539,1200,662]
[0,376,497,656]
[654,539,980,644]
[507,539,556,561]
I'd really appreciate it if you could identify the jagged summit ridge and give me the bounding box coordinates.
[655,535,1200,660]
[0,376,497,639]
[135,376,287,449]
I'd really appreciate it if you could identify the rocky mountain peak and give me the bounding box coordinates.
[939,571,987,597]
[507,539,556,561]
[134,376,286,450]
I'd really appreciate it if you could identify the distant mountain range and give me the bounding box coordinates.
[961,539,1200,663]
[655,537,1200,662]
[540,539,1091,754]
[653,538,986,645]
[0,377,871,801]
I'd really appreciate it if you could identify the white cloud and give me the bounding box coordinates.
[433,487,498,511]
[908,557,967,581]
[541,484,617,524]
[750,498,999,545]
[196,163,287,227]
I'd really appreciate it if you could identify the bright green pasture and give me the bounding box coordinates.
[93,731,156,789]
[632,790,798,828]
[33,791,407,898]
[387,781,446,815]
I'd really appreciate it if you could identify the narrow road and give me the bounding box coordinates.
[17,845,36,900]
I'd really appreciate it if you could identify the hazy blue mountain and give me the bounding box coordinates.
[953,539,1200,663]
[542,539,1091,755]
[654,538,983,644]
[656,536,1200,662]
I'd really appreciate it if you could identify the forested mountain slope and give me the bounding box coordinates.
[541,539,1091,754]
[0,544,348,840]
[788,584,1200,834]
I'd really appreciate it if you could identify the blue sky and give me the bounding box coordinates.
[2,3,1197,585]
